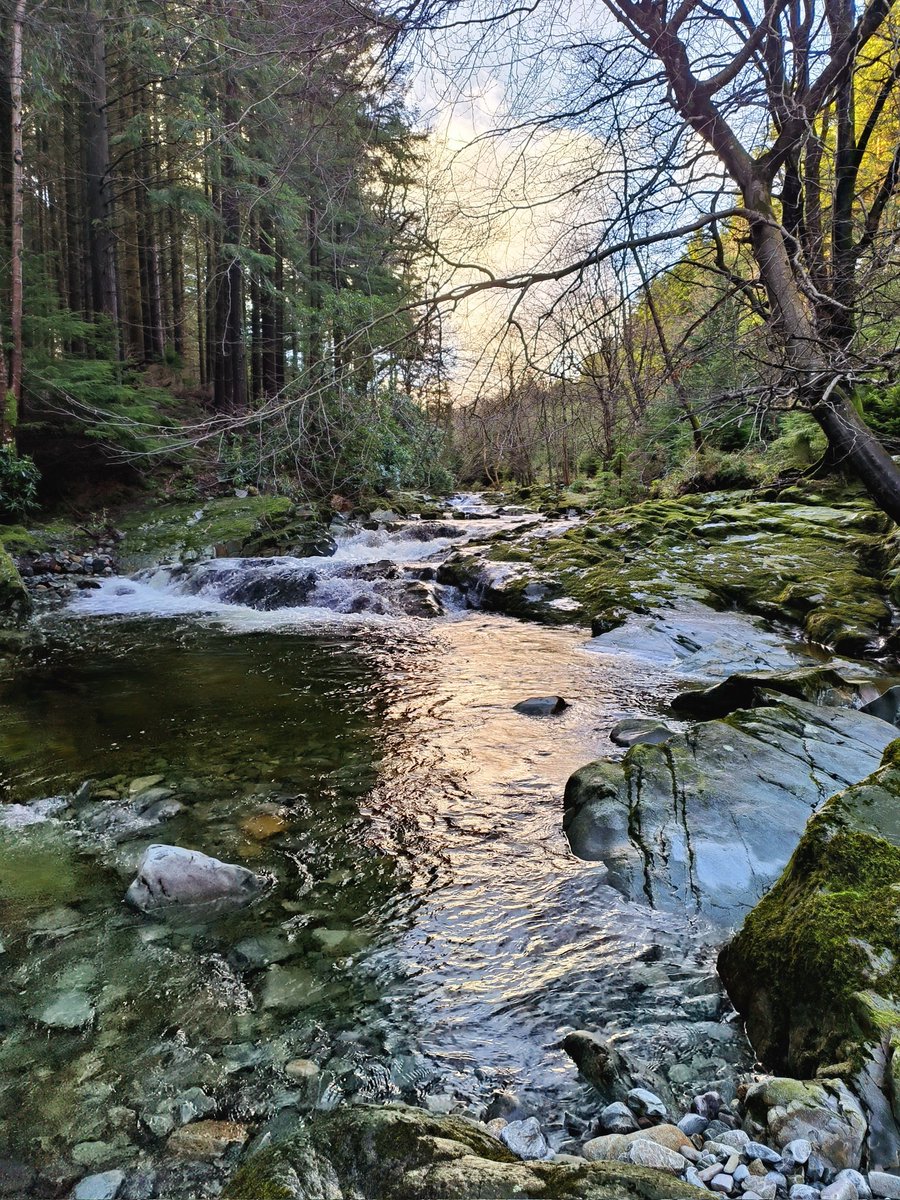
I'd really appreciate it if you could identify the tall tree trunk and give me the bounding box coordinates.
[84,2,120,350]
[9,0,25,430]
[213,71,246,412]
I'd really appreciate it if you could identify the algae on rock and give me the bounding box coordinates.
[223,1104,709,1199]
[441,490,897,652]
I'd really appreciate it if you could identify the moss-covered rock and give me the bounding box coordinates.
[223,1105,708,1199]
[0,544,29,628]
[719,741,900,1083]
[564,696,896,920]
[441,491,897,651]
[116,495,307,566]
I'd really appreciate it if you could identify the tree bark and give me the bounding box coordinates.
[9,0,25,428]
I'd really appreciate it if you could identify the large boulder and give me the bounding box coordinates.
[719,743,900,1080]
[741,1078,867,1171]
[564,697,895,920]
[222,1104,708,1199]
[125,845,265,913]
[671,667,869,720]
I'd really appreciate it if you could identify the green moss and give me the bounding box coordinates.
[0,544,29,629]
[117,494,296,564]
[448,489,897,651]
[720,753,900,1075]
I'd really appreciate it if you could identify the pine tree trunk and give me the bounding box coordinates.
[84,3,120,346]
[9,0,26,428]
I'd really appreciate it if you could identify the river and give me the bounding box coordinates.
[0,497,763,1174]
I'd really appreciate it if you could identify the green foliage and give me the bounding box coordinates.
[860,383,900,442]
[0,449,40,522]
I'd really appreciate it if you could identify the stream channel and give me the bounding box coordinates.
[0,495,835,1175]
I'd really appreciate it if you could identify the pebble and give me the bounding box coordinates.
[745,1141,784,1166]
[166,1120,248,1160]
[626,1087,668,1121]
[869,1173,900,1199]
[790,1187,820,1200]
[715,1129,751,1151]
[821,1179,859,1200]
[678,1113,709,1137]
[498,1117,551,1161]
[72,1172,126,1200]
[785,1139,814,1165]
[835,1169,871,1198]
[710,1175,733,1194]
[598,1101,638,1134]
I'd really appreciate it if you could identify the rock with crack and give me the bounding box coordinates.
[564,696,896,920]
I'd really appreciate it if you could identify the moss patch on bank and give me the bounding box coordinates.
[719,741,900,1078]
[447,489,899,652]
[0,544,30,629]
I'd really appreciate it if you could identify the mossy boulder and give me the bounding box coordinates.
[719,742,900,1084]
[116,495,319,567]
[0,544,29,628]
[564,696,896,920]
[441,491,897,652]
[223,1104,708,1199]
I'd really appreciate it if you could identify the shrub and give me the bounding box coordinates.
[0,447,40,521]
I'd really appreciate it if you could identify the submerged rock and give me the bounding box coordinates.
[513,695,570,716]
[610,719,673,748]
[221,1104,708,1199]
[564,696,895,919]
[124,845,264,914]
[30,988,95,1030]
[562,1030,634,1099]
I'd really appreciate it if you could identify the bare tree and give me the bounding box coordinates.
[410,0,900,518]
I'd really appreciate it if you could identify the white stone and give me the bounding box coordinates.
[124,844,263,912]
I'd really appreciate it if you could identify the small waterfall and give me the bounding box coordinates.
[66,506,526,624]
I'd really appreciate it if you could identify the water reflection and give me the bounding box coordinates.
[0,609,748,1167]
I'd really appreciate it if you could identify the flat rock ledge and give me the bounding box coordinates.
[564,689,896,921]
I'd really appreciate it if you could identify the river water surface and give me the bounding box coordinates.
[0,499,760,1173]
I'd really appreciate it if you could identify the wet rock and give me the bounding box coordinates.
[600,1102,640,1134]
[624,1139,687,1173]
[869,1170,900,1197]
[562,1030,633,1098]
[582,1124,691,1162]
[609,719,673,748]
[72,1170,126,1200]
[862,687,900,728]
[222,1104,710,1199]
[124,845,264,913]
[565,696,894,918]
[167,1120,248,1160]
[719,743,900,1096]
[672,666,866,720]
[498,1117,551,1160]
[627,1088,668,1122]
[514,696,570,716]
[31,988,95,1030]
[693,1092,725,1120]
[484,1091,530,1122]
[741,1078,867,1171]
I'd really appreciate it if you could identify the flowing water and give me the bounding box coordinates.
[0,498,762,1175]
